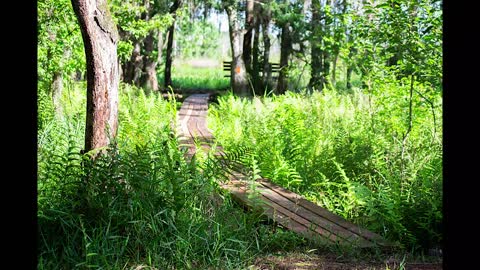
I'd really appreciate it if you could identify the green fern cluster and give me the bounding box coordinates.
[208,85,442,252]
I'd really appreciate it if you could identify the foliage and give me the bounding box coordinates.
[209,86,442,251]
[37,0,85,92]
[111,0,175,63]
[158,64,230,91]
[176,18,222,59]
[38,83,307,268]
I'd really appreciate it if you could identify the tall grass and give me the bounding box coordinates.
[38,83,305,269]
[208,83,442,252]
[158,64,229,91]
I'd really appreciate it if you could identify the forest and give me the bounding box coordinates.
[38,0,442,269]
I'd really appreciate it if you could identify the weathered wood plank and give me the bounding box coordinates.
[176,94,394,249]
[223,174,374,247]
[257,179,392,247]
[224,180,335,245]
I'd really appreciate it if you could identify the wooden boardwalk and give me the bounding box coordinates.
[177,94,394,249]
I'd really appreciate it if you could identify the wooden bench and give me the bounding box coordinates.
[223,61,280,78]
[177,94,397,249]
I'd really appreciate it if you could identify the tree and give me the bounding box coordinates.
[308,0,326,91]
[164,0,183,88]
[112,0,173,90]
[260,1,273,94]
[38,0,86,119]
[243,0,254,75]
[223,0,249,96]
[71,0,120,155]
[274,0,296,95]
[139,0,159,92]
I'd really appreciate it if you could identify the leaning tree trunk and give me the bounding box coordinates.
[276,22,292,95]
[225,4,249,96]
[71,0,120,155]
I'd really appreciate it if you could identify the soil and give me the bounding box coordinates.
[251,252,442,270]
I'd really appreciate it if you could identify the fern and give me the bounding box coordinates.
[209,86,442,251]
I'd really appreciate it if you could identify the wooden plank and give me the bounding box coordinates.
[226,176,358,246]
[224,181,335,245]
[256,183,374,247]
[257,179,393,247]
[177,94,393,249]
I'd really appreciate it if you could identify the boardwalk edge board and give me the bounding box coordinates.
[177,94,396,249]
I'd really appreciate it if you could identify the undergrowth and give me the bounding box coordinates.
[37,83,305,269]
[157,65,229,91]
[208,84,442,253]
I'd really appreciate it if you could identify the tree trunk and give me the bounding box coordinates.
[346,46,355,90]
[51,48,71,116]
[157,31,164,64]
[277,22,292,95]
[164,0,183,89]
[51,71,63,116]
[124,40,143,86]
[139,0,158,92]
[346,64,353,90]
[331,52,338,87]
[164,23,175,88]
[225,3,249,96]
[251,5,261,94]
[141,32,158,92]
[203,2,209,21]
[71,0,120,155]
[308,0,324,92]
[243,0,254,74]
[323,50,330,88]
[261,19,272,94]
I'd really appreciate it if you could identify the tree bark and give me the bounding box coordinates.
[51,48,71,116]
[141,32,159,92]
[164,0,183,89]
[164,23,175,88]
[51,71,63,116]
[308,0,325,92]
[139,0,158,92]
[157,31,164,65]
[251,4,261,94]
[124,40,143,86]
[243,0,254,74]
[277,22,292,95]
[346,46,355,90]
[71,0,120,155]
[261,18,272,94]
[225,3,249,96]
[331,52,338,87]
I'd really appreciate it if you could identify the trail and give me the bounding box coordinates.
[176,93,442,269]
[176,94,393,249]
